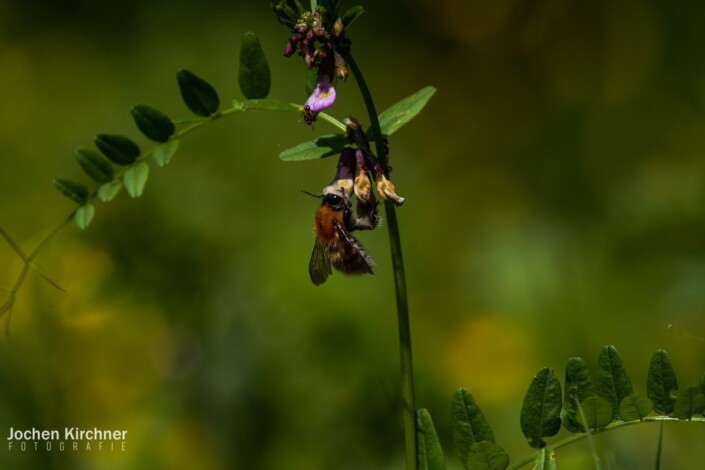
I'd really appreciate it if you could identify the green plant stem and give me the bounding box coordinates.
[0,215,72,333]
[655,421,663,470]
[508,417,705,470]
[346,52,417,470]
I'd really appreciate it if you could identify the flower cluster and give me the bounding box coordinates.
[322,117,404,224]
[273,2,351,124]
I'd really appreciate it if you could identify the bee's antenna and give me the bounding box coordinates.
[301,190,321,199]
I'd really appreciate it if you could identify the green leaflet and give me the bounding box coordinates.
[647,349,678,415]
[452,388,494,468]
[53,178,88,204]
[177,69,220,117]
[95,134,141,166]
[74,203,95,230]
[131,104,175,143]
[239,32,271,100]
[417,409,446,470]
[369,86,436,139]
[619,394,653,421]
[152,139,180,167]
[75,147,114,183]
[341,6,364,28]
[561,357,593,432]
[673,386,705,420]
[520,368,562,449]
[123,162,150,198]
[596,345,633,419]
[279,134,349,161]
[97,180,123,202]
[533,447,557,470]
[576,396,613,431]
[466,441,509,470]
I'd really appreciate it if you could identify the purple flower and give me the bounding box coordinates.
[305,73,336,112]
[302,73,336,124]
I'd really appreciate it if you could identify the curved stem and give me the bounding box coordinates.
[346,52,417,470]
[508,417,705,470]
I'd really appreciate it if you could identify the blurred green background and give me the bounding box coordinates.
[2,1,705,468]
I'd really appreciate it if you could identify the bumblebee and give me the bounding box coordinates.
[309,187,375,285]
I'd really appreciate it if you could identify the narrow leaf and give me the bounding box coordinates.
[520,368,562,449]
[279,134,349,161]
[123,162,149,198]
[53,178,88,204]
[417,409,446,470]
[619,394,653,421]
[95,134,141,165]
[673,386,705,420]
[152,139,180,167]
[561,357,593,432]
[596,345,633,419]
[341,6,364,28]
[647,349,679,415]
[75,147,113,183]
[239,32,271,100]
[371,86,436,139]
[466,441,509,470]
[97,180,123,202]
[452,388,494,467]
[131,104,175,142]
[74,204,95,230]
[533,448,557,470]
[576,396,613,430]
[177,69,220,117]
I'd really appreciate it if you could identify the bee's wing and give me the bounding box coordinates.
[309,238,332,285]
[333,220,374,274]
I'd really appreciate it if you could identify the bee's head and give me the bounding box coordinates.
[321,186,347,209]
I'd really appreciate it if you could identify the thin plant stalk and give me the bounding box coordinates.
[346,52,418,470]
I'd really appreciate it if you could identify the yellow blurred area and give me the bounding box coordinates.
[442,315,535,404]
[2,1,705,469]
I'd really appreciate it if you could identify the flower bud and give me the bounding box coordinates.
[353,150,371,203]
[375,173,405,206]
[334,52,348,81]
[332,18,345,39]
